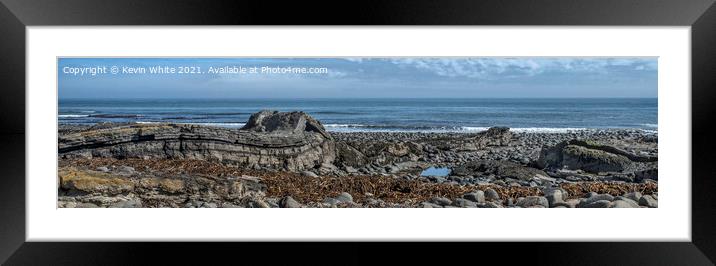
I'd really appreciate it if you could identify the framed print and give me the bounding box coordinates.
[1,0,715,264]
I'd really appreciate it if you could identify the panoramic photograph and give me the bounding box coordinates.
[57,57,658,208]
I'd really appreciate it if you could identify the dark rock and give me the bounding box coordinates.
[635,168,658,182]
[452,160,549,181]
[242,110,331,139]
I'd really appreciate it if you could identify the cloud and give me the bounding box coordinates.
[388,58,656,79]
[343,58,364,63]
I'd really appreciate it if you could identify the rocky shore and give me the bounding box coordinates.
[58,110,658,208]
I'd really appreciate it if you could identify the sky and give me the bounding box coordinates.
[58,57,657,99]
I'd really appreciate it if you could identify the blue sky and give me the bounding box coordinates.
[58,58,657,99]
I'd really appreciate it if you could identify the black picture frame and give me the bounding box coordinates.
[1,0,715,264]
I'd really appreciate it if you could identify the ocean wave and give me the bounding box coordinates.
[81,120,657,134]
[509,127,588,133]
[90,114,143,118]
[59,114,89,118]
[640,123,658,128]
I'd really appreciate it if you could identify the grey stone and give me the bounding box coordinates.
[484,188,500,202]
[612,200,639,208]
[536,139,655,173]
[623,192,643,202]
[117,166,135,175]
[301,171,319,178]
[543,188,567,207]
[111,199,142,208]
[419,202,442,208]
[75,202,99,208]
[201,202,218,208]
[335,192,353,203]
[250,199,271,208]
[96,166,110,172]
[323,198,340,206]
[279,196,301,208]
[614,196,639,207]
[483,201,503,208]
[581,200,612,208]
[453,198,478,208]
[639,195,658,208]
[463,191,485,203]
[516,196,549,208]
[579,194,615,207]
[430,197,453,206]
[344,166,359,174]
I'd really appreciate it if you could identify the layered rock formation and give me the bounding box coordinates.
[58,110,335,171]
[535,139,657,173]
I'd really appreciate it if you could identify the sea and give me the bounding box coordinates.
[58,98,658,133]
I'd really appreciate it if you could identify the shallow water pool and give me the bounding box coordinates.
[420,167,451,177]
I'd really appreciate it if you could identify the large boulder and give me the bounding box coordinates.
[561,145,632,172]
[536,139,656,173]
[58,110,335,172]
[242,110,331,139]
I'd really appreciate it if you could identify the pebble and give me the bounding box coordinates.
[96,166,110,172]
